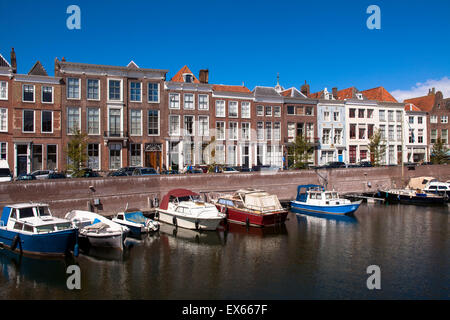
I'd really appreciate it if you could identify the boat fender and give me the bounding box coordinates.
[245,217,250,228]
[195,219,199,230]
[154,198,159,208]
[173,216,177,227]
[11,234,20,251]
[155,211,159,220]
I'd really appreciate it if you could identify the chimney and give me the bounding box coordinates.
[332,87,338,99]
[10,48,17,73]
[428,87,436,95]
[300,80,310,97]
[199,69,209,84]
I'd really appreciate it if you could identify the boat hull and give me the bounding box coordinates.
[379,190,447,206]
[216,205,288,227]
[79,232,125,250]
[0,228,77,257]
[290,201,361,217]
[156,210,222,231]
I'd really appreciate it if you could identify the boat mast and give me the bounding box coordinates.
[314,168,328,189]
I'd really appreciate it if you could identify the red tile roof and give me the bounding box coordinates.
[212,84,251,93]
[308,91,323,99]
[335,87,356,100]
[170,65,200,83]
[281,88,292,97]
[404,103,422,112]
[404,94,435,112]
[360,86,398,102]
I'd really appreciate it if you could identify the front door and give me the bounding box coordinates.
[338,150,343,162]
[16,144,28,176]
[145,151,161,170]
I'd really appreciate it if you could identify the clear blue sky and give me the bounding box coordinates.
[1,0,449,94]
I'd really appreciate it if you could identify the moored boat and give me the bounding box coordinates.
[0,203,77,257]
[156,189,225,231]
[377,189,447,206]
[112,209,160,236]
[290,185,361,217]
[212,188,288,227]
[65,210,129,250]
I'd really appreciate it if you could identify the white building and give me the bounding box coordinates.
[403,103,428,163]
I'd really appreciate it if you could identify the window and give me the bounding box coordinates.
[430,129,437,144]
[130,144,141,166]
[360,150,368,161]
[274,122,281,140]
[367,109,374,119]
[430,115,438,123]
[0,81,7,100]
[349,108,356,118]
[129,109,142,136]
[322,128,330,144]
[109,143,121,170]
[388,110,394,122]
[87,79,100,100]
[409,116,414,124]
[184,115,194,136]
[333,112,340,121]
[379,125,386,139]
[169,93,180,109]
[41,110,53,133]
[67,107,80,134]
[215,100,225,117]
[229,101,238,117]
[228,122,238,140]
[274,106,281,117]
[169,115,180,136]
[184,74,194,83]
[305,106,313,116]
[397,125,402,141]
[287,106,295,115]
[334,129,342,144]
[358,109,365,118]
[0,108,7,132]
[241,101,250,118]
[67,78,80,99]
[47,145,57,170]
[87,108,100,135]
[257,121,264,140]
[87,144,99,170]
[379,110,386,122]
[32,145,43,171]
[42,86,53,103]
[108,79,121,101]
[130,82,141,102]
[418,116,423,124]
[184,93,194,110]
[418,129,424,144]
[198,116,209,136]
[368,124,374,139]
[349,146,357,164]
[242,122,250,140]
[265,122,272,140]
[23,85,34,102]
[297,123,304,137]
[148,83,159,103]
[148,110,159,135]
[215,145,225,164]
[350,124,356,139]
[323,111,330,121]
[257,105,264,116]
[441,116,448,124]
[287,122,296,138]
[442,129,448,144]
[265,106,272,116]
[227,145,237,166]
[388,125,394,140]
[23,110,34,132]
[1,142,7,160]
[396,111,402,122]
[359,127,366,140]
[216,121,225,140]
[198,94,209,110]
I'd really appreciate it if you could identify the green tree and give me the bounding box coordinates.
[430,137,449,164]
[287,135,313,169]
[66,129,88,177]
[368,129,387,166]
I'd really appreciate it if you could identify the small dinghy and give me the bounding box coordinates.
[112,208,160,236]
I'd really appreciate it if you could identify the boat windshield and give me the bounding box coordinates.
[332,192,339,199]
[19,207,35,219]
[55,222,72,230]
[124,212,146,224]
[325,193,332,200]
[35,225,55,233]
[38,206,51,217]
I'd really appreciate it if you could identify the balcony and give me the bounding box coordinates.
[103,131,129,142]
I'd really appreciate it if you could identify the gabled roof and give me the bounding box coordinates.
[170,65,200,83]
[360,86,398,103]
[0,52,10,68]
[281,87,307,98]
[309,91,323,99]
[28,61,48,76]
[404,94,436,112]
[213,84,251,93]
[335,87,359,100]
[252,86,281,96]
[404,103,422,112]
[127,61,139,68]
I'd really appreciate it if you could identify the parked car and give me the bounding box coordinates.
[0,160,12,182]
[47,172,67,179]
[234,166,252,172]
[222,166,240,173]
[117,166,141,176]
[326,161,347,168]
[15,174,36,181]
[67,168,101,178]
[107,170,128,177]
[186,168,204,174]
[359,161,373,167]
[132,167,158,176]
[161,170,179,175]
[30,170,54,180]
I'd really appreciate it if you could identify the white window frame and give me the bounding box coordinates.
[215,100,225,117]
[0,108,7,132]
[130,143,143,167]
[22,109,35,133]
[87,108,101,135]
[107,78,123,102]
[129,109,142,136]
[241,122,250,140]
[441,116,448,124]
[229,121,238,140]
[0,81,7,100]
[274,106,281,117]
[198,94,209,110]
[323,111,330,122]
[265,106,272,117]
[41,86,54,104]
[87,143,100,170]
[41,110,53,134]
[274,122,281,140]
[430,115,438,123]
[257,121,264,140]
[67,107,81,135]
[183,115,195,137]
[169,115,180,136]
[147,110,160,136]
[184,93,195,110]
[87,78,101,101]
[169,93,180,109]
[148,82,160,103]
[241,101,251,118]
[22,84,35,103]
[0,142,7,161]
[67,78,81,100]
[198,115,209,137]
[216,121,225,140]
[129,81,142,103]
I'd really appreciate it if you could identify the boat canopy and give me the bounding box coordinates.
[407,177,436,190]
[296,185,324,201]
[159,189,200,210]
[124,211,146,224]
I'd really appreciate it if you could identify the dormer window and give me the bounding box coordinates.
[356,93,363,100]
[184,74,194,83]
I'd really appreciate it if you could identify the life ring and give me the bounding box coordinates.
[11,234,20,251]
[173,216,177,227]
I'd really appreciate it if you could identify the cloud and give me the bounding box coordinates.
[391,77,450,102]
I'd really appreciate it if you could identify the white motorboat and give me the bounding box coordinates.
[156,189,225,231]
[112,208,160,236]
[65,210,129,250]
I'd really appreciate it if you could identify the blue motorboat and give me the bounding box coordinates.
[290,185,362,217]
[0,203,78,257]
[112,209,160,236]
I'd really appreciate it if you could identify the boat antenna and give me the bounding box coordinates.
[314,168,328,189]
[125,202,129,212]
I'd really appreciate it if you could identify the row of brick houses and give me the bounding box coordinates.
[0,48,448,176]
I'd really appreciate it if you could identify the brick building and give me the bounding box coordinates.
[0,50,13,172]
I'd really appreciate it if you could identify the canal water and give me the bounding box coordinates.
[0,203,448,299]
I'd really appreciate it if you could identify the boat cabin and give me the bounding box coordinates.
[1,203,73,234]
[296,185,347,205]
[217,188,283,213]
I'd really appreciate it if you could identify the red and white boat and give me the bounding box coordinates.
[211,189,288,227]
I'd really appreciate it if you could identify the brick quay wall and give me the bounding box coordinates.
[1,165,449,217]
